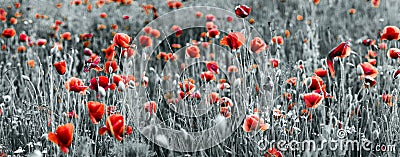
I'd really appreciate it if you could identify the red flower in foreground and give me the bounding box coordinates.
[235,5,251,18]
[104,60,118,74]
[102,44,116,60]
[99,114,132,141]
[37,39,47,46]
[220,32,246,50]
[200,71,216,82]
[242,114,269,132]
[19,33,29,42]
[144,101,157,115]
[54,60,67,75]
[362,76,377,88]
[113,33,131,48]
[357,62,378,79]
[381,26,400,41]
[48,123,74,154]
[89,76,115,91]
[314,68,328,77]
[326,41,351,77]
[250,37,267,54]
[65,77,88,94]
[87,101,105,124]
[1,28,16,38]
[60,32,71,40]
[186,45,201,58]
[387,48,400,59]
[303,93,323,109]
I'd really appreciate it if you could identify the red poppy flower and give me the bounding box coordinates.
[250,37,267,54]
[200,71,216,82]
[9,17,17,25]
[102,44,116,60]
[104,60,118,74]
[206,92,219,104]
[314,68,328,77]
[60,32,71,40]
[54,60,67,75]
[303,93,323,109]
[368,59,377,66]
[99,12,107,18]
[387,48,400,59]
[227,65,239,73]
[381,26,400,41]
[150,29,160,38]
[99,114,132,141]
[264,148,283,157]
[362,39,376,46]
[89,76,115,91]
[220,107,232,118]
[167,0,183,9]
[144,101,157,115]
[379,43,387,50]
[269,59,279,68]
[206,61,219,74]
[362,76,377,88]
[367,50,377,58]
[186,45,201,58]
[271,36,284,45]
[382,93,394,107]
[304,75,325,91]
[65,77,88,94]
[19,33,29,42]
[207,28,220,38]
[242,114,269,132]
[313,0,320,5]
[37,39,47,46]
[179,80,196,94]
[48,123,74,153]
[393,69,400,79]
[143,26,152,34]
[121,48,135,58]
[84,54,102,72]
[371,0,380,8]
[220,32,246,50]
[87,101,105,124]
[113,33,131,48]
[2,28,16,38]
[358,62,378,78]
[326,41,351,77]
[286,77,297,86]
[235,5,251,18]
[171,25,183,37]
[205,14,215,21]
[220,97,234,107]
[139,35,152,47]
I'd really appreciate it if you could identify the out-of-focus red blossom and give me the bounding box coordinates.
[206,92,219,104]
[264,148,283,157]
[113,33,131,48]
[200,71,216,82]
[367,50,377,58]
[60,32,71,40]
[195,11,203,18]
[54,61,67,75]
[65,77,88,94]
[313,0,320,5]
[121,48,135,58]
[227,16,233,22]
[1,45,5,50]
[167,0,183,9]
[314,68,328,77]
[381,26,400,41]
[102,44,116,60]
[271,36,284,45]
[362,39,376,46]
[358,62,378,79]
[206,61,220,74]
[157,52,177,61]
[9,17,17,25]
[150,29,160,38]
[393,69,400,79]
[368,59,377,66]
[143,26,152,34]
[144,101,157,115]
[379,42,387,50]
[171,43,181,49]
[2,28,16,38]
[382,93,394,107]
[242,114,269,132]
[80,33,93,40]
[286,77,297,86]
[111,24,118,30]
[303,93,323,109]
[87,3,92,11]
[99,12,107,18]
[326,41,351,78]
[206,22,214,30]
[362,76,377,88]
[104,60,118,74]
[207,28,220,38]
[205,14,215,21]
[250,37,267,54]
[27,60,35,68]
[235,5,251,18]
[99,114,132,141]
[71,0,82,5]
[48,123,74,154]
[220,32,246,50]
[186,45,201,58]
[14,2,20,8]
[269,59,279,68]
[220,107,231,118]
[17,46,26,52]
[171,25,183,37]
[371,0,380,8]
[387,48,400,59]
[36,39,47,46]
[19,33,29,42]
[97,24,107,30]
[139,35,152,47]
[227,65,239,73]
[87,101,105,124]
[89,76,116,91]
[122,15,129,20]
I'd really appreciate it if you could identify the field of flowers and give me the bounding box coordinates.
[1,0,400,156]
